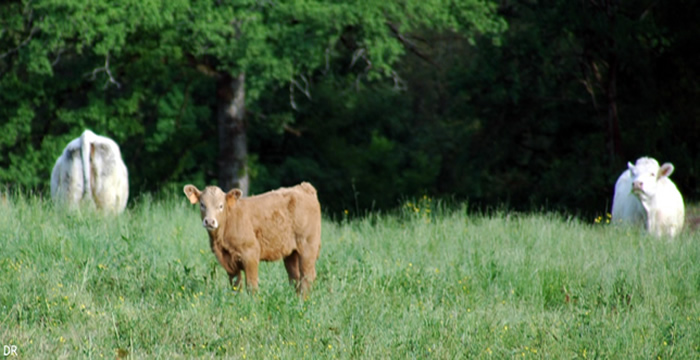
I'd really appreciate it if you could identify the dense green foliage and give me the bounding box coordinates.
[1,0,699,216]
[255,0,700,215]
[1,195,699,358]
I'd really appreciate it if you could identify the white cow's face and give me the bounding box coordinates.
[628,157,674,200]
[184,185,242,231]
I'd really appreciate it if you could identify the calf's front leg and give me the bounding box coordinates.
[242,259,260,293]
[228,272,241,290]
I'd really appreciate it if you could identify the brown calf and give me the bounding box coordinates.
[184,182,322,295]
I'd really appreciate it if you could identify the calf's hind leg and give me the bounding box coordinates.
[297,253,317,296]
[284,251,301,286]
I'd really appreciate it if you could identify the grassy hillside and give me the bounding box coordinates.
[1,194,698,359]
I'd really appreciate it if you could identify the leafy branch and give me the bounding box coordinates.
[85,51,121,89]
[0,26,39,60]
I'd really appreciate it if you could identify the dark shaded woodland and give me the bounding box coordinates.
[1,0,698,217]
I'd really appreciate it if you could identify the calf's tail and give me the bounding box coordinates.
[299,182,317,195]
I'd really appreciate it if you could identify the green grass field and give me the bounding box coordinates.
[1,194,698,359]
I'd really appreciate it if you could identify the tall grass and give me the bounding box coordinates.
[1,194,698,358]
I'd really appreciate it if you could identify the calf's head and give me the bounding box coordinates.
[627,157,674,201]
[183,185,242,231]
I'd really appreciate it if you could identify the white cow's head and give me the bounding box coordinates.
[183,185,242,231]
[628,157,674,201]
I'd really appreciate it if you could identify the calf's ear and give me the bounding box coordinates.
[226,189,243,206]
[659,163,674,178]
[183,185,201,204]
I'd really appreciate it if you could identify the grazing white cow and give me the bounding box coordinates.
[611,157,684,237]
[51,129,129,213]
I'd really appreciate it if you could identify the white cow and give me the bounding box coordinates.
[611,157,684,237]
[51,129,129,213]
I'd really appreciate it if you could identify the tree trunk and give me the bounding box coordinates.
[603,1,623,166]
[217,72,249,195]
[583,0,625,168]
[606,51,623,165]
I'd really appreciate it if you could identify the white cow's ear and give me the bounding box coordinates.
[183,185,201,204]
[627,161,635,171]
[659,163,674,178]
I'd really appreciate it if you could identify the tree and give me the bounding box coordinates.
[250,0,700,216]
[0,0,506,196]
[3,0,699,216]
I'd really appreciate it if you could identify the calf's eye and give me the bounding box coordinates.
[219,204,224,210]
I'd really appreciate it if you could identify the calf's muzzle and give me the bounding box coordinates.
[203,217,219,230]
